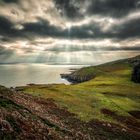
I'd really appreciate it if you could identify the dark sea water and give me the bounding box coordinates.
[0,64,84,87]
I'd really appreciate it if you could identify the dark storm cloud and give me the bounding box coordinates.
[1,15,140,41]
[0,16,70,39]
[0,37,12,42]
[88,0,139,17]
[65,17,140,40]
[0,16,15,35]
[54,0,140,18]
[0,0,18,3]
[0,16,21,38]
[22,18,64,37]
[63,17,140,40]
[111,18,140,39]
[0,0,139,64]
[66,23,101,39]
[0,15,98,39]
[53,0,82,19]
[22,18,105,39]
[0,0,140,41]
[0,16,29,41]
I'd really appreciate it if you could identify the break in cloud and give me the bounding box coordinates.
[0,0,140,64]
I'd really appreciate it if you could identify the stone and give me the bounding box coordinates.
[131,62,140,83]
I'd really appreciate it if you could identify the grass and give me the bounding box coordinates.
[21,60,140,124]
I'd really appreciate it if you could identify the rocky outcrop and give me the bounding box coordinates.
[61,67,96,84]
[131,62,140,83]
[128,55,140,66]
[61,73,96,83]
[61,73,95,83]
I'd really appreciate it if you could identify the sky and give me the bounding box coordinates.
[0,0,140,64]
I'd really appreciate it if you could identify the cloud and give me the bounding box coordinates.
[0,16,26,39]
[0,46,15,63]
[0,12,140,42]
[53,0,140,19]
[22,18,64,38]
[21,18,106,39]
[1,0,18,3]
[0,15,140,42]
[0,16,14,35]
[112,18,140,39]
[44,45,140,52]
[0,0,139,65]
[88,0,140,18]
[53,0,83,19]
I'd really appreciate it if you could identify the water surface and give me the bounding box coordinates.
[0,64,84,87]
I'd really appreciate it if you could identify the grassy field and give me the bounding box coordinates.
[21,59,140,125]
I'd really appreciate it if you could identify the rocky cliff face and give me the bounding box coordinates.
[61,67,96,84]
[61,73,95,83]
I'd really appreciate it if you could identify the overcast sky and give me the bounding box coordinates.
[0,0,140,64]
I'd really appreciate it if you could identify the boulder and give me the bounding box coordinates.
[131,62,140,83]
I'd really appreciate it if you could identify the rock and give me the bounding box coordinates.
[61,73,95,84]
[131,62,140,83]
[122,128,127,132]
[102,123,106,126]
[107,123,111,127]
[0,118,13,133]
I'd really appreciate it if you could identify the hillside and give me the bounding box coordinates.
[61,55,140,83]
[1,55,140,140]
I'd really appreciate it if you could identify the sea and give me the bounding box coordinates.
[0,64,85,87]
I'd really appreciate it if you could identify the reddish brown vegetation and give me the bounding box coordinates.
[0,88,140,140]
[101,108,140,138]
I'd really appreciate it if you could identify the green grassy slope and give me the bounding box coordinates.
[20,57,140,124]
